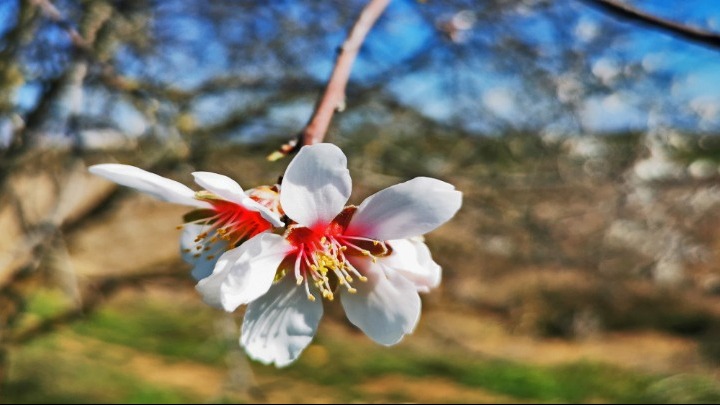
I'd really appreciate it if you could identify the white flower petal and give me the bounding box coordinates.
[384,239,441,293]
[193,241,242,309]
[196,233,292,312]
[281,143,351,228]
[242,198,285,228]
[192,171,246,204]
[341,258,421,346]
[89,164,208,208]
[192,172,284,228]
[241,275,323,367]
[180,224,229,281]
[347,177,462,240]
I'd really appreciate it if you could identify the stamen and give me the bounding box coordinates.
[286,225,383,301]
[294,245,304,284]
[339,238,371,255]
[303,277,315,301]
[178,196,273,264]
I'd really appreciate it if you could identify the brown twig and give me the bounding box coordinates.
[31,0,91,50]
[580,0,720,50]
[267,0,392,161]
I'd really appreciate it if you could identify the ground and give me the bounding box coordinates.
[3,133,720,403]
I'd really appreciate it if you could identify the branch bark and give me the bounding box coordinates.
[580,0,720,50]
[268,0,392,161]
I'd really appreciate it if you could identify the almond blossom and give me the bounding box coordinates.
[88,164,284,280]
[198,143,461,367]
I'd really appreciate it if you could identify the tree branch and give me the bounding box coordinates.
[579,0,720,50]
[268,0,392,161]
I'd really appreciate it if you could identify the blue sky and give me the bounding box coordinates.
[1,0,720,138]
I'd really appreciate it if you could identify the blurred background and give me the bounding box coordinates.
[3,0,720,402]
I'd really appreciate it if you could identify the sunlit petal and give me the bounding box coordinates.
[241,275,323,367]
[196,233,292,312]
[281,143,351,228]
[341,258,421,346]
[192,172,284,227]
[347,177,461,240]
[384,238,441,293]
[89,164,208,208]
[192,171,246,204]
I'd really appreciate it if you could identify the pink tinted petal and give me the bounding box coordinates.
[383,239,441,293]
[347,177,461,240]
[180,224,229,281]
[89,164,208,208]
[280,143,351,228]
[241,275,323,367]
[340,258,421,346]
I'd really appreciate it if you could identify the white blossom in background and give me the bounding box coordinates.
[198,143,462,367]
[88,164,284,280]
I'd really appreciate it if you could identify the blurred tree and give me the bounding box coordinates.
[1,0,720,394]
[1,0,718,166]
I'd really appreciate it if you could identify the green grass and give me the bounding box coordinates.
[7,288,720,403]
[2,335,193,404]
[274,334,720,404]
[71,297,231,365]
[278,340,657,403]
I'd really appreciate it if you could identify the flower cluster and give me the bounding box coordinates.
[89,143,462,367]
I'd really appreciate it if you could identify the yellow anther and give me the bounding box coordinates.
[307,294,316,302]
[348,287,357,294]
[359,276,368,282]
[296,276,304,285]
[273,269,287,282]
[346,276,353,282]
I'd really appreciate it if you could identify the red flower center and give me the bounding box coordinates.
[281,207,391,301]
[180,194,273,261]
